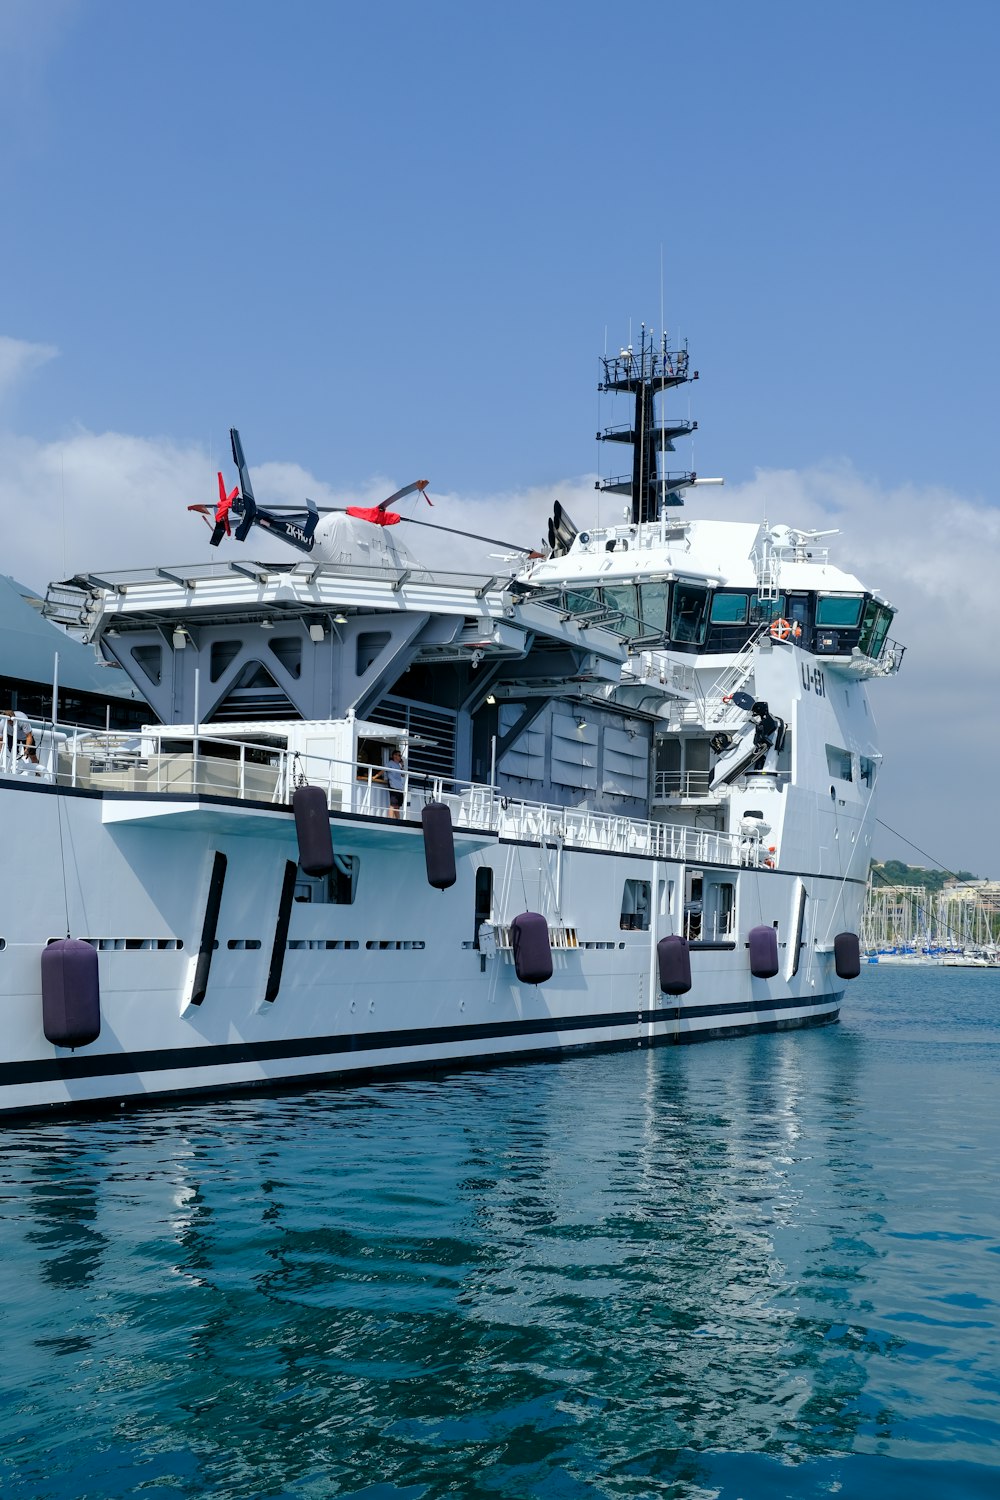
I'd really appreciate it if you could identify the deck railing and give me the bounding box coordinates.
[1,719,772,870]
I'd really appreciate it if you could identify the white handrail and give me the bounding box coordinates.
[3,716,768,869]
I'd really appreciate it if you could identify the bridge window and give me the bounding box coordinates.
[671,583,709,644]
[603,583,641,635]
[816,596,863,627]
[563,587,602,617]
[858,603,893,660]
[639,581,669,635]
[710,592,749,624]
[749,593,786,622]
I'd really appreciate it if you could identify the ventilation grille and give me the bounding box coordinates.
[373,699,457,779]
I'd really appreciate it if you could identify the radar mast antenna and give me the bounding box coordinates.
[596,325,699,524]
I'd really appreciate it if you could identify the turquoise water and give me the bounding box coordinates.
[1,967,998,1499]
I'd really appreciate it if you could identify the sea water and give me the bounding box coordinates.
[0,966,997,1499]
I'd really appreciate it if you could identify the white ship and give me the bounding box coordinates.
[0,331,903,1116]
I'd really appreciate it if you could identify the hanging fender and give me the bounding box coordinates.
[834,931,862,980]
[293,785,334,876]
[510,912,553,985]
[422,802,457,890]
[41,939,101,1049]
[657,935,692,995]
[748,924,780,978]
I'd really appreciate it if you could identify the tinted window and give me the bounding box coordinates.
[816,596,863,627]
[603,584,641,635]
[858,599,880,654]
[671,583,709,644]
[870,607,893,658]
[710,592,749,624]
[749,594,786,621]
[563,587,602,616]
[639,581,669,635]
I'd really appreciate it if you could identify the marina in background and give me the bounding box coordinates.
[862,861,1000,966]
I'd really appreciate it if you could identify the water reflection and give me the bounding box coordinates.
[0,984,997,1498]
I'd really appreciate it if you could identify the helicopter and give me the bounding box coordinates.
[189,429,546,565]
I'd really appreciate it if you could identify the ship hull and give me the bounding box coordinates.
[0,781,854,1117]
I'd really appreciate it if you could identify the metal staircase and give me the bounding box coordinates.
[702,623,770,728]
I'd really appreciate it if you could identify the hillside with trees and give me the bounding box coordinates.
[870,859,977,892]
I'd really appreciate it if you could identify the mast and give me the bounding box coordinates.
[597,324,698,523]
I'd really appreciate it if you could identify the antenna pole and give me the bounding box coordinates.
[596,327,698,522]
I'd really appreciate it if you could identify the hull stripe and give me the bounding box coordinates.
[0,992,841,1088]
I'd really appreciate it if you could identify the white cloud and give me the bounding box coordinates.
[0,335,58,403]
[1,421,995,874]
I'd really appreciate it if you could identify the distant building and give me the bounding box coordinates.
[0,574,146,729]
[942,878,1000,912]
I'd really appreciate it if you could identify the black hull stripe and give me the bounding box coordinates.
[0,1010,840,1119]
[0,993,842,1089]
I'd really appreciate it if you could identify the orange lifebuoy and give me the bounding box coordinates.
[770,617,792,640]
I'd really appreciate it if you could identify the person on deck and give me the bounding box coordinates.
[384,748,405,820]
[1,710,38,765]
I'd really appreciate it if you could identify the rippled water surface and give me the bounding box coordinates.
[1,966,998,1498]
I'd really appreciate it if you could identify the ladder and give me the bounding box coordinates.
[753,532,781,603]
[703,623,770,728]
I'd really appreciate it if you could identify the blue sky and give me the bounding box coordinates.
[1,0,998,873]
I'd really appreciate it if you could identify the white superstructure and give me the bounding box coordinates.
[0,331,903,1115]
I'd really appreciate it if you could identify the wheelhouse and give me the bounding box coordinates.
[558,579,897,663]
